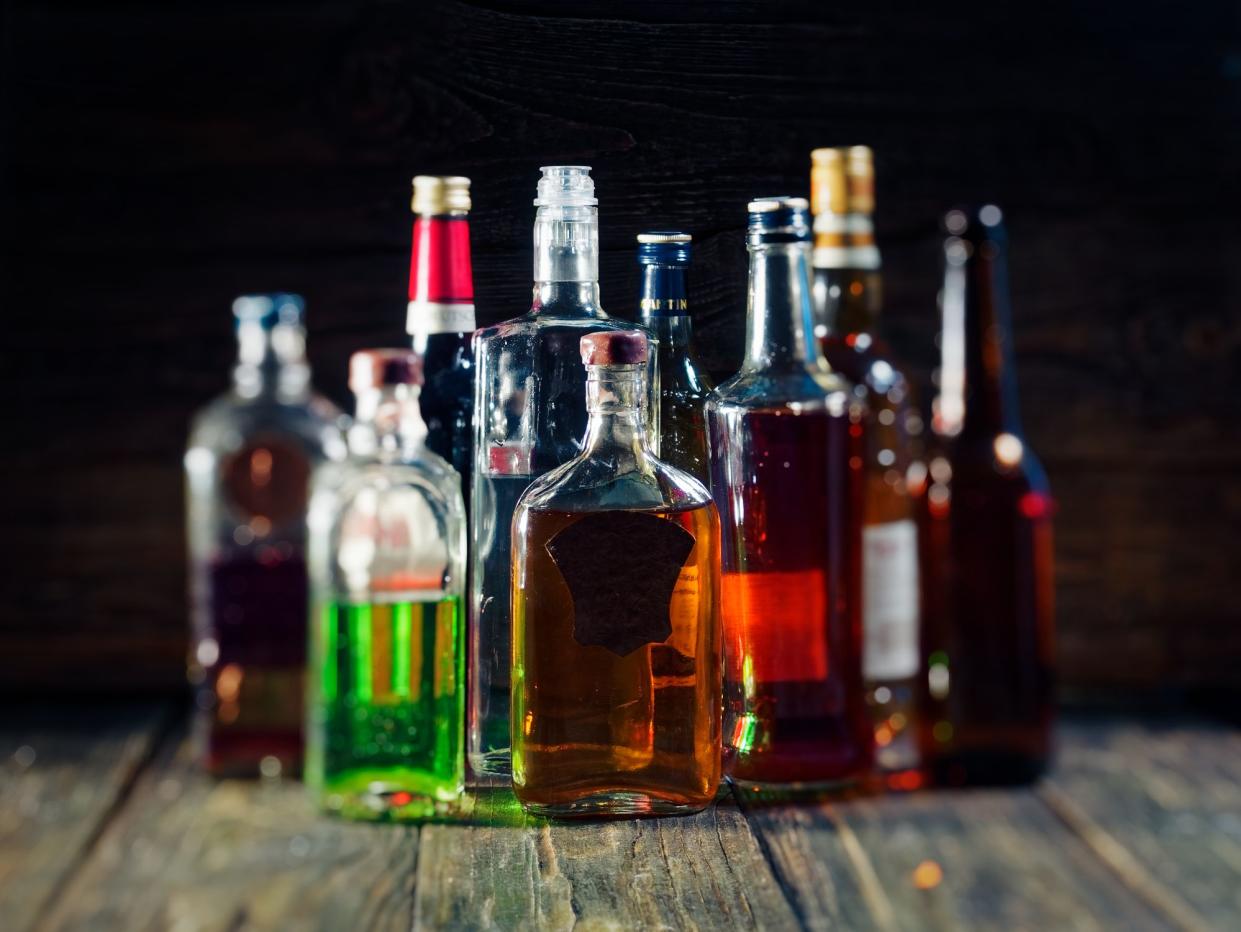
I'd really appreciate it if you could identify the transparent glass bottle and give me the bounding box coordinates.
[469,166,655,776]
[638,231,714,486]
[306,350,466,818]
[917,206,1055,785]
[707,198,872,791]
[185,294,345,776]
[811,147,924,787]
[512,330,721,818]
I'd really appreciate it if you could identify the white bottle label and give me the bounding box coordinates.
[406,301,476,336]
[862,519,920,680]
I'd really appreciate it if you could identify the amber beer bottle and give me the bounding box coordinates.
[918,206,1055,785]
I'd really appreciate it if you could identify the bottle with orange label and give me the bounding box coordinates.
[706,198,871,791]
[185,294,346,776]
[305,350,466,819]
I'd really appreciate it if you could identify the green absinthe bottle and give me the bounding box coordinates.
[306,349,466,819]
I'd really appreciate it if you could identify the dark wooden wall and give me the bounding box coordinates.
[3,1,1239,696]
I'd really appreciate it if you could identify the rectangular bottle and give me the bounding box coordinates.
[306,350,466,818]
[185,294,344,776]
[407,176,476,515]
[469,167,655,776]
[638,232,713,486]
[512,330,721,817]
[707,198,871,790]
[917,206,1055,785]
[811,147,924,786]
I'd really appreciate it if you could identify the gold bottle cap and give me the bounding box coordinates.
[810,146,874,217]
[411,175,472,215]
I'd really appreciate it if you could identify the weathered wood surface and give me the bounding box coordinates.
[4,708,1241,931]
[0,704,170,932]
[3,2,1240,696]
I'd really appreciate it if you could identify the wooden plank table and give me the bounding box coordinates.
[3,706,1237,931]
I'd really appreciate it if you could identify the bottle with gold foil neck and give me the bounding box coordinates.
[407,175,476,519]
[811,147,925,787]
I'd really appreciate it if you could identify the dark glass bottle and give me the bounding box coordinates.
[185,294,345,776]
[512,330,721,818]
[917,206,1055,785]
[811,147,923,786]
[407,175,476,516]
[638,232,714,485]
[707,197,871,790]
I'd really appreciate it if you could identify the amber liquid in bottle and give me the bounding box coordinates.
[708,197,871,791]
[917,207,1055,786]
[811,146,924,788]
[512,502,722,813]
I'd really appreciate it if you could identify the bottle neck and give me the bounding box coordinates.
[744,242,820,372]
[407,213,476,337]
[639,264,693,349]
[935,239,1023,438]
[349,384,429,461]
[232,322,310,399]
[581,364,652,467]
[812,209,882,341]
[532,204,602,315]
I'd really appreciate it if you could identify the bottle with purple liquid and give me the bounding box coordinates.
[185,294,345,776]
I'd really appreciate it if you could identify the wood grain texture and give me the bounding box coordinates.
[747,791,1170,931]
[38,728,417,932]
[0,704,169,932]
[1043,719,1241,931]
[415,791,803,930]
[3,1,1240,694]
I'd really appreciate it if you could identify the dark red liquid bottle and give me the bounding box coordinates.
[917,207,1055,785]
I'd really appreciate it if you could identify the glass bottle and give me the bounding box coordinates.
[407,175,476,516]
[917,205,1055,785]
[185,294,345,776]
[306,350,466,819]
[512,330,721,817]
[810,147,924,786]
[638,231,714,486]
[469,166,654,776]
[707,197,871,790]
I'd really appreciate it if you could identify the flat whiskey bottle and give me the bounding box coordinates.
[707,198,871,790]
[407,175,476,517]
[185,294,345,776]
[469,167,655,776]
[512,331,722,817]
[918,206,1055,785]
[306,350,466,818]
[811,147,924,786]
[638,232,714,486]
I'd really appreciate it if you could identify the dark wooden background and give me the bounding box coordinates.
[3,1,1239,698]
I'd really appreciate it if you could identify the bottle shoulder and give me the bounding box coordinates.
[707,366,854,415]
[475,311,651,346]
[188,389,347,460]
[927,431,1050,493]
[518,449,712,517]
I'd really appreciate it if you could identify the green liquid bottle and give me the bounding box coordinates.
[307,350,467,819]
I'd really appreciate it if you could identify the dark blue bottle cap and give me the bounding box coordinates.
[747,197,812,245]
[637,231,692,265]
[232,293,305,330]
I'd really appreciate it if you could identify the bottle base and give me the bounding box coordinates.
[316,769,464,821]
[926,750,1048,787]
[728,773,867,805]
[469,749,512,779]
[516,790,712,820]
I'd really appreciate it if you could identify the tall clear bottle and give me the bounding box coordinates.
[185,294,345,776]
[407,175,476,514]
[306,350,466,819]
[638,232,713,485]
[470,166,653,776]
[707,198,871,790]
[512,330,721,818]
[917,206,1055,785]
[810,147,924,785]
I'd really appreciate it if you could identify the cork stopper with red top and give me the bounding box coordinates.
[580,330,648,366]
[349,349,423,392]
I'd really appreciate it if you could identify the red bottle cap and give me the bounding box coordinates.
[349,349,423,391]
[579,330,648,366]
